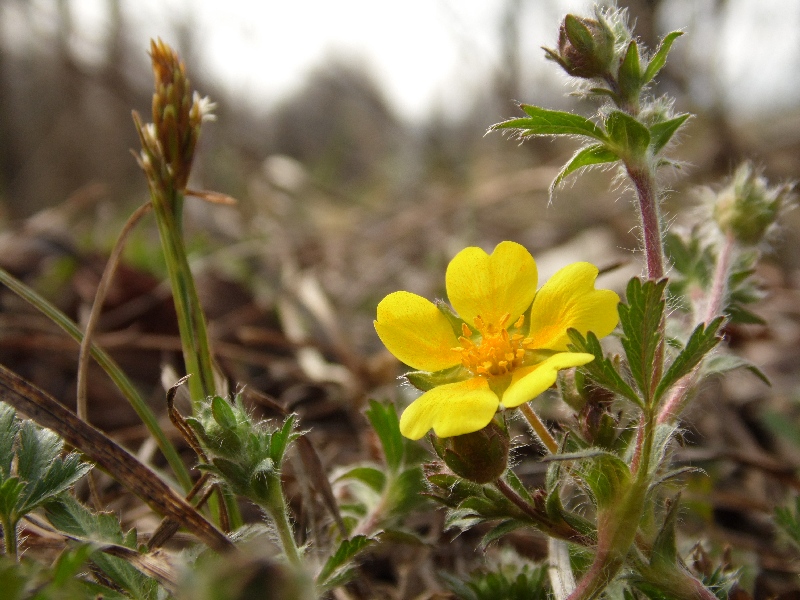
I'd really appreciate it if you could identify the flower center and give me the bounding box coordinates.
[455,313,529,378]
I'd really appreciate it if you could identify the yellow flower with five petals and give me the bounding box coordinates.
[374,241,620,440]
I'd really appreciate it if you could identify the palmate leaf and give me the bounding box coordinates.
[619,278,668,403]
[18,452,92,514]
[551,144,620,195]
[45,495,157,600]
[490,105,607,140]
[654,317,725,403]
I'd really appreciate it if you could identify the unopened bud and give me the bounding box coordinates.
[545,14,615,79]
[431,420,510,484]
[713,163,793,245]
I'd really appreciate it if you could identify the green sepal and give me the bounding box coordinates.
[567,329,642,407]
[564,14,595,54]
[269,414,300,467]
[617,40,642,101]
[654,317,725,403]
[316,534,375,591]
[435,299,469,338]
[211,395,238,430]
[365,400,404,472]
[649,114,690,154]
[605,111,651,164]
[551,144,620,196]
[619,278,668,404]
[643,31,684,84]
[490,104,607,140]
[405,365,469,392]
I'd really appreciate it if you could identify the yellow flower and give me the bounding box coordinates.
[374,241,620,440]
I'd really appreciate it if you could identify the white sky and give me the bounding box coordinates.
[5,0,800,121]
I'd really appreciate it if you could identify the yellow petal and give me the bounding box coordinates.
[375,291,462,372]
[399,377,499,439]
[445,241,538,328]
[501,352,595,408]
[527,262,620,351]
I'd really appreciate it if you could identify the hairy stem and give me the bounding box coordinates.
[519,403,559,454]
[658,232,736,424]
[2,517,17,560]
[627,165,665,281]
[263,478,302,567]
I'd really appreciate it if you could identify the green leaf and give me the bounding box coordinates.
[580,451,632,509]
[654,317,725,403]
[19,451,92,513]
[649,114,690,154]
[703,354,770,386]
[618,40,642,100]
[567,329,642,407]
[479,519,524,549]
[643,31,684,84]
[16,422,62,483]
[551,144,620,195]
[605,111,651,162]
[619,278,667,403]
[316,535,374,589]
[336,466,386,493]
[211,395,237,430]
[45,495,157,600]
[365,400,404,472]
[0,477,25,520]
[269,414,299,467]
[775,496,800,551]
[386,466,426,515]
[491,105,607,140]
[0,403,18,479]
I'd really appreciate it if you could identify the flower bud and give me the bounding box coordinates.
[431,420,510,484]
[712,163,793,245]
[545,14,616,79]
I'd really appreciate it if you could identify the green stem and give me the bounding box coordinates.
[0,267,193,491]
[151,188,217,405]
[1,516,17,560]
[263,477,302,567]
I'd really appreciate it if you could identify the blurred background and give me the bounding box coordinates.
[1,1,800,594]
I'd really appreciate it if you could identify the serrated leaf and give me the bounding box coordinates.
[19,452,92,513]
[491,105,607,140]
[479,519,524,549]
[336,466,386,493]
[654,317,725,403]
[45,495,157,600]
[643,31,684,83]
[317,535,374,589]
[619,278,667,403]
[0,477,25,518]
[702,353,770,386]
[618,40,642,99]
[386,466,426,514]
[543,449,631,508]
[567,329,642,407]
[551,144,619,194]
[649,114,690,154]
[0,403,18,478]
[605,111,651,162]
[17,422,63,483]
[365,400,404,472]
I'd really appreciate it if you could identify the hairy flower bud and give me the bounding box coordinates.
[431,419,510,484]
[545,14,616,79]
[712,163,793,245]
